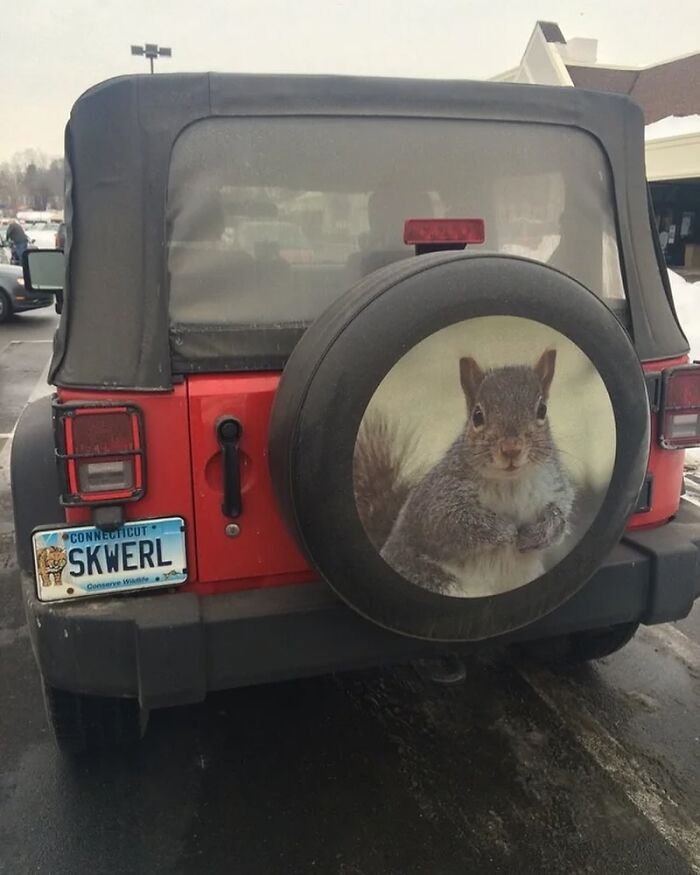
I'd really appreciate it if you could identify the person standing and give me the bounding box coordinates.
[5,219,29,265]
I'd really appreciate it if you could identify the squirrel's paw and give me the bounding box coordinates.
[517,505,566,553]
[492,519,518,546]
[516,522,547,553]
[546,504,567,542]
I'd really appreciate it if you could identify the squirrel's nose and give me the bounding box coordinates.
[500,438,524,460]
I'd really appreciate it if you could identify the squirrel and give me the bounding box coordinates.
[354,349,575,597]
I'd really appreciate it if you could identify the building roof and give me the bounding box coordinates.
[645,114,700,142]
[493,20,700,124]
[566,65,638,95]
[566,53,700,124]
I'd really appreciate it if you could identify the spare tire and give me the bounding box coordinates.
[269,253,649,641]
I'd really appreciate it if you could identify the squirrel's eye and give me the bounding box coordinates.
[472,405,485,428]
[536,400,548,421]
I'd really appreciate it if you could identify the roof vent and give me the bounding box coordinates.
[537,21,566,44]
[559,38,599,65]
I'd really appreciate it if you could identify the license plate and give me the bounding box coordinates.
[32,516,188,602]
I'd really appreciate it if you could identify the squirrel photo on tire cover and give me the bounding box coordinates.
[354,349,575,597]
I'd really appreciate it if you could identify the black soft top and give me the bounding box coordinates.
[51,73,687,390]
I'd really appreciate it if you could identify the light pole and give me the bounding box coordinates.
[130,43,172,74]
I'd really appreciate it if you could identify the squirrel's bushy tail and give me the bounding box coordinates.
[353,413,416,550]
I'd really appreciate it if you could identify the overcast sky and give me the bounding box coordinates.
[4,0,700,162]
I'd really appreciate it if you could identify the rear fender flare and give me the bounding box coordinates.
[10,395,63,573]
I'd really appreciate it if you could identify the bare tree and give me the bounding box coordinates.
[0,151,64,213]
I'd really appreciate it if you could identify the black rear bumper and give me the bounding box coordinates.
[22,500,700,710]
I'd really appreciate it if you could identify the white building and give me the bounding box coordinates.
[494,22,700,274]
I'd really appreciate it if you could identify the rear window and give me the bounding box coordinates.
[167,117,625,331]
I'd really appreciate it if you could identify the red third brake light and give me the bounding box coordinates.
[56,404,145,504]
[404,218,485,245]
[660,365,700,449]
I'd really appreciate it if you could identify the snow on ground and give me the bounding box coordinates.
[645,115,700,141]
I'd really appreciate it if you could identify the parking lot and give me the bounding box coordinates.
[0,311,699,874]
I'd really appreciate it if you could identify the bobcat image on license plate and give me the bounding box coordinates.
[36,545,68,588]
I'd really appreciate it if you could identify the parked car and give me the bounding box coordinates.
[234,219,314,264]
[24,221,61,250]
[0,263,54,323]
[14,73,700,753]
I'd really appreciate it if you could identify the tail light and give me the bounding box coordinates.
[54,402,145,504]
[659,365,700,449]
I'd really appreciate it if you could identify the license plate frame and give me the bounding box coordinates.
[32,516,188,603]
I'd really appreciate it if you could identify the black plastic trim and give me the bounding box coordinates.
[92,504,125,530]
[645,372,661,413]
[634,474,653,514]
[21,500,700,709]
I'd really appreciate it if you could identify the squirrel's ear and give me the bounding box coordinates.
[534,349,557,398]
[459,357,485,408]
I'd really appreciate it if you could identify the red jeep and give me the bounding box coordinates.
[15,73,700,752]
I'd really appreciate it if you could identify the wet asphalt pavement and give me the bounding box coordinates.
[2,311,700,875]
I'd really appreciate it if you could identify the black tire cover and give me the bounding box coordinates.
[269,253,650,641]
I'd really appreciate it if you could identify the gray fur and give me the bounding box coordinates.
[375,356,575,595]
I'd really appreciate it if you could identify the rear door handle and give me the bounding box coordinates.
[216,417,242,518]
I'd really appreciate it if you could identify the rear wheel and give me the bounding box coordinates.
[42,683,149,753]
[0,290,12,324]
[519,622,639,666]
